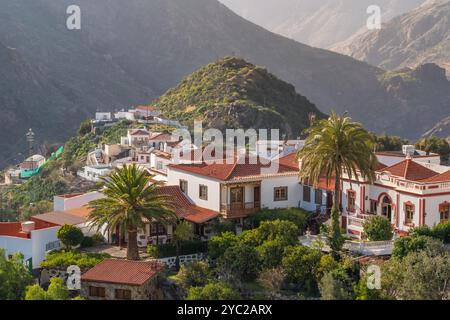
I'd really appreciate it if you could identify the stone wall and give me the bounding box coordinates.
[81,273,165,300]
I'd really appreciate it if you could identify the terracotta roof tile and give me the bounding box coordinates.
[157,186,219,223]
[381,159,439,181]
[277,152,299,170]
[31,211,86,226]
[65,206,92,218]
[421,169,450,183]
[81,259,165,286]
[168,156,298,181]
[0,222,30,239]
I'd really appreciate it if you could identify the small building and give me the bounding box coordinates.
[20,154,45,171]
[95,112,112,121]
[81,259,166,300]
[77,165,113,182]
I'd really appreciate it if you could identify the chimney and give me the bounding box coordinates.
[21,221,36,233]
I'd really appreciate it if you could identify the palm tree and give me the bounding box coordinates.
[297,112,378,256]
[88,164,177,260]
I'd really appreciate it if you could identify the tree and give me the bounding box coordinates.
[392,236,445,260]
[240,220,299,247]
[208,231,239,260]
[25,277,75,300]
[77,119,92,136]
[173,220,194,270]
[297,112,378,257]
[380,248,450,300]
[217,244,260,283]
[187,282,241,300]
[373,134,408,152]
[20,200,52,221]
[363,216,393,241]
[319,272,352,300]
[0,249,33,300]
[88,164,177,260]
[177,261,211,290]
[57,225,84,250]
[258,267,286,299]
[281,245,322,295]
[416,136,450,162]
[256,239,287,269]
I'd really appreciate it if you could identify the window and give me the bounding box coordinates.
[405,203,415,225]
[89,286,106,298]
[347,191,356,213]
[303,185,311,203]
[314,189,322,205]
[115,289,131,300]
[180,180,188,193]
[156,161,163,170]
[274,187,288,202]
[440,203,450,223]
[199,185,208,200]
[370,200,378,214]
[150,223,166,236]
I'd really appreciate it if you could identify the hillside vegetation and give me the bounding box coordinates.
[154,57,325,136]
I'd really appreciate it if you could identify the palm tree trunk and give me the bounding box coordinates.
[329,174,344,257]
[127,229,140,260]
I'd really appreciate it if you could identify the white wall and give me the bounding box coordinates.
[54,192,105,211]
[260,175,301,209]
[167,169,221,211]
[0,236,32,265]
[31,227,60,268]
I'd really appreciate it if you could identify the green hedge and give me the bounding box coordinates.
[245,208,309,234]
[147,240,207,258]
[40,250,110,270]
[410,221,450,244]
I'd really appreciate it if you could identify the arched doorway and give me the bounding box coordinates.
[381,195,392,221]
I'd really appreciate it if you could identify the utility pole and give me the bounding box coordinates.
[26,128,35,157]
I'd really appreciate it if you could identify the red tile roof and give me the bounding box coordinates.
[81,259,165,286]
[65,206,92,218]
[169,156,298,181]
[31,211,86,226]
[129,129,150,136]
[421,169,450,183]
[157,186,219,223]
[277,152,299,170]
[381,159,439,181]
[0,222,30,239]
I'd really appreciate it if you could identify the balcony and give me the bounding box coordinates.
[220,202,261,219]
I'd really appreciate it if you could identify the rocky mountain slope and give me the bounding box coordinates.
[219,0,428,48]
[333,0,450,75]
[153,57,325,136]
[423,116,450,138]
[0,0,449,167]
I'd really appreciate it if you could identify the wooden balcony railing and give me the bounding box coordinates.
[220,202,261,218]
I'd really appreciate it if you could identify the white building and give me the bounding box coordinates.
[342,157,450,239]
[78,165,113,182]
[95,112,113,121]
[166,153,309,222]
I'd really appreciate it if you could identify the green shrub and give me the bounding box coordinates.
[240,220,299,247]
[363,216,393,241]
[432,221,450,243]
[208,231,239,260]
[57,225,84,250]
[246,208,308,233]
[80,236,94,248]
[177,261,211,290]
[392,236,444,259]
[217,244,261,282]
[41,251,109,270]
[187,282,241,300]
